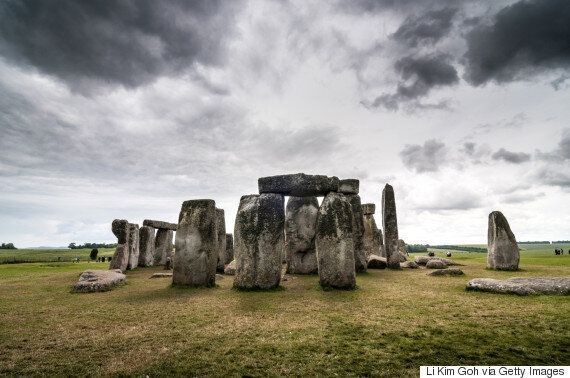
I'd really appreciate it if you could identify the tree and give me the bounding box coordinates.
[90,248,99,261]
[1,243,17,249]
[68,243,77,249]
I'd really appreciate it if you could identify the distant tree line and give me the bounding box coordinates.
[68,242,117,249]
[0,243,17,250]
[431,245,487,253]
[406,244,428,252]
[518,241,551,244]
[552,240,570,244]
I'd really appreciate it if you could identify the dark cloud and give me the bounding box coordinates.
[414,189,482,212]
[535,168,570,188]
[400,139,448,173]
[464,0,570,85]
[491,148,531,164]
[337,0,460,13]
[367,54,458,110]
[0,0,241,91]
[391,7,457,47]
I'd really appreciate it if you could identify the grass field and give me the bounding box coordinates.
[0,246,568,376]
[0,248,116,264]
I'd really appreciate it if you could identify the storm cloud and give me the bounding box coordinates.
[0,0,241,92]
[400,139,448,173]
[391,7,458,47]
[464,0,570,85]
[491,148,531,164]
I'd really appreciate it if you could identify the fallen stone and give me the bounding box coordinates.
[426,260,447,269]
[361,203,375,215]
[466,277,570,295]
[414,255,462,267]
[367,254,387,269]
[285,196,319,275]
[73,269,126,292]
[487,211,520,271]
[234,194,285,290]
[173,199,218,287]
[347,194,366,273]
[339,179,359,195]
[316,192,356,289]
[142,219,178,231]
[138,226,155,267]
[225,233,234,265]
[215,208,227,273]
[258,173,339,197]
[109,219,129,272]
[126,223,140,270]
[224,259,236,275]
[401,261,419,269]
[382,184,400,269]
[154,229,174,266]
[428,268,464,276]
[150,272,173,279]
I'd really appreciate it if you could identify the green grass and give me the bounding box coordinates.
[0,249,568,376]
[0,247,116,264]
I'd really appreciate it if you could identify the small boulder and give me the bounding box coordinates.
[73,269,126,293]
[401,261,419,269]
[367,254,387,269]
[426,259,447,269]
[428,268,464,276]
[224,259,236,275]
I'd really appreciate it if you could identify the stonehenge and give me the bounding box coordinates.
[315,192,356,289]
[215,209,227,273]
[346,194,366,273]
[362,203,384,259]
[487,211,520,271]
[258,173,339,197]
[339,179,359,195]
[382,184,400,269]
[142,219,177,231]
[234,194,285,290]
[109,219,130,272]
[173,200,218,287]
[225,233,234,265]
[154,229,174,266]
[138,226,155,267]
[284,196,319,275]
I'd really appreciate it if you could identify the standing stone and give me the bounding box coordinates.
[487,211,520,271]
[215,209,227,273]
[138,226,155,267]
[126,223,140,270]
[382,184,400,269]
[109,219,129,272]
[362,208,382,259]
[225,233,234,265]
[154,229,174,266]
[173,199,218,286]
[258,173,339,197]
[397,239,408,262]
[316,192,356,289]
[234,194,285,290]
[347,194,366,273]
[377,228,386,257]
[285,196,319,274]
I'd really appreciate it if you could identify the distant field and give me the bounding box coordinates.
[425,243,570,257]
[0,248,568,376]
[0,248,116,264]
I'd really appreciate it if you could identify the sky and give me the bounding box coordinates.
[0,0,569,247]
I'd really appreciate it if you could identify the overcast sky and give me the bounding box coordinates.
[1,0,569,247]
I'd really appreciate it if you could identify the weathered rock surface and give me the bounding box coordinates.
[363,213,381,259]
[382,184,400,269]
[361,203,375,215]
[285,196,319,275]
[142,219,178,231]
[150,272,173,279]
[414,255,462,267]
[258,173,339,197]
[126,223,140,270]
[173,199,218,287]
[401,261,419,269]
[138,226,155,267]
[215,208,227,273]
[347,194,366,273]
[426,259,447,269]
[316,192,356,289]
[154,229,174,266]
[225,233,234,264]
[234,194,285,290]
[367,254,387,269]
[466,277,570,295]
[339,179,359,195]
[73,269,126,292]
[224,259,236,275]
[398,240,408,262]
[487,211,520,271]
[109,219,129,272]
[428,268,464,276]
